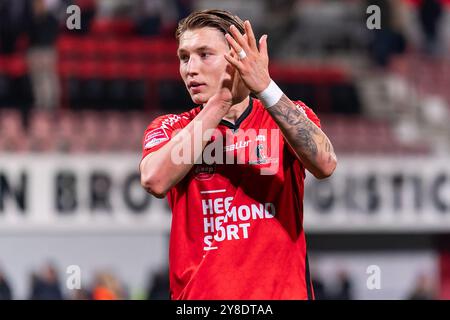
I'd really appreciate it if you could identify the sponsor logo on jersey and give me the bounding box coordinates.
[223,135,266,152]
[193,164,216,181]
[159,114,189,130]
[224,140,250,152]
[248,143,278,165]
[144,128,169,149]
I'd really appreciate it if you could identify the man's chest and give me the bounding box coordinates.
[187,125,285,185]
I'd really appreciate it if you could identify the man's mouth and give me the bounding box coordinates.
[191,86,205,94]
[188,82,206,92]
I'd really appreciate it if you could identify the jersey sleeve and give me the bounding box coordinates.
[285,100,322,156]
[141,114,184,160]
[295,100,321,128]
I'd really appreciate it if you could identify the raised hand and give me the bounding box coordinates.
[224,20,271,94]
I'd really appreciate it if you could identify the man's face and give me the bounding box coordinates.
[178,27,233,105]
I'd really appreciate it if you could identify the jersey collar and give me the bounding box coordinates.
[198,97,254,131]
[219,97,253,131]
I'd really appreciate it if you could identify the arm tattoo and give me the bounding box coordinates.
[267,95,320,159]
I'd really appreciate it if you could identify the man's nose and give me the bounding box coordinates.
[186,56,199,75]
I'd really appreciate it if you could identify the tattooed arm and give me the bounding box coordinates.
[266,95,337,179]
[224,20,336,178]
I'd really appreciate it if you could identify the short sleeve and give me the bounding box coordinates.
[293,100,321,128]
[141,114,185,160]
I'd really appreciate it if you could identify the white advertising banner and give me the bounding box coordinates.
[304,156,450,232]
[0,154,171,233]
[1,154,450,233]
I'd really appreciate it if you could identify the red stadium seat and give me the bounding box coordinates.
[28,111,57,152]
[100,60,121,79]
[124,38,146,61]
[57,36,81,58]
[139,38,178,62]
[58,60,79,78]
[158,40,179,63]
[90,18,135,37]
[53,111,85,152]
[140,39,165,61]
[125,112,153,152]
[78,60,101,79]
[79,37,99,59]
[97,112,126,151]
[124,61,147,80]
[149,62,180,80]
[78,111,104,151]
[0,110,28,152]
[2,55,27,77]
[100,39,122,60]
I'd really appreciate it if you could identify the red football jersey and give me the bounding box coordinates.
[141,98,321,300]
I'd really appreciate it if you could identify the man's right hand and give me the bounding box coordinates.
[205,64,235,111]
[206,53,248,110]
[140,66,239,198]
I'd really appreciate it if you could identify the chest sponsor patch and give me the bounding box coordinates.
[193,163,216,181]
[144,128,169,149]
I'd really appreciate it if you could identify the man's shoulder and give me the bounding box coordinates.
[292,100,321,127]
[291,100,316,116]
[148,106,201,129]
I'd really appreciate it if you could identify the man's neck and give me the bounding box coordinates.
[221,96,250,125]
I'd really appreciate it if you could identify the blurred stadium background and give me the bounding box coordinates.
[1,0,450,300]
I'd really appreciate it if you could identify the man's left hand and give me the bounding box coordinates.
[224,20,271,94]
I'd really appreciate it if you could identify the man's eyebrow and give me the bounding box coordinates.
[177,46,215,55]
[196,46,215,52]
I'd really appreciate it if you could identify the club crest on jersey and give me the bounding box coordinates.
[248,143,268,165]
[144,128,169,149]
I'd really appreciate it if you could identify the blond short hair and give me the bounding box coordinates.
[175,9,245,41]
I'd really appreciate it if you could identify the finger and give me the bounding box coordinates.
[244,20,257,50]
[243,34,250,52]
[224,53,244,71]
[222,63,236,90]
[225,33,246,59]
[229,24,250,52]
[259,34,268,59]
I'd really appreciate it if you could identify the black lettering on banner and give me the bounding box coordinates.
[306,169,450,222]
[431,173,448,212]
[344,175,359,211]
[312,179,334,212]
[392,174,404,211]
[412,176,423,210]
[0,173,27,212]
[90,172,112,211]
[342,174,380,214]
[367,174,380,213]
[55,172,77,213]
[123,173,151,213]
[392,174,424,213]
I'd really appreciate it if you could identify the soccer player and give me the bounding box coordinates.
[140,9,337,300]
